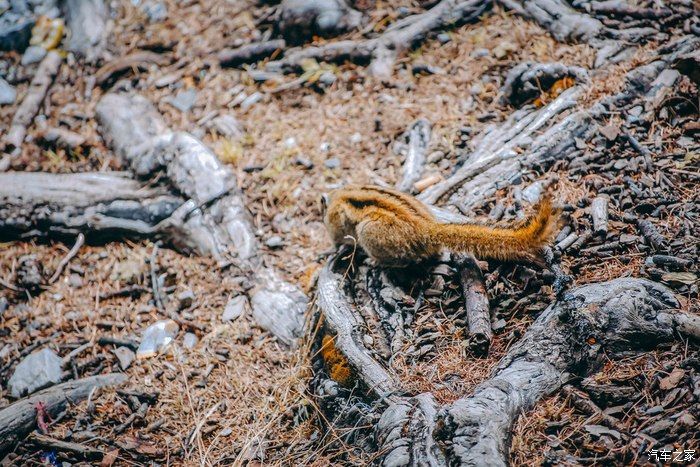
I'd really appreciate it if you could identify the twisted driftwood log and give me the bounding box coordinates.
[418,34,698,210]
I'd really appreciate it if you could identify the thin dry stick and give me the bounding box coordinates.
[49,233,85,284]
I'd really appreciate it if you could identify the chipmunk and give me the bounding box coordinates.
[323,185,557,267]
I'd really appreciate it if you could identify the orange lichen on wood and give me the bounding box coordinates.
[320,334,352,385]
[534,76,575,108]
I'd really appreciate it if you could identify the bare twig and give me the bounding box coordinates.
[49,233,85,284]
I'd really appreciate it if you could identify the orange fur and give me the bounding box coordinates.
[324,185,557,267]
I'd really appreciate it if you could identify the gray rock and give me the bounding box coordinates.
[177,289,195,309]
[22,45,47,66]
[324,157,340,169]
[318,71,336,86]
[209,114,243,139]
[437,33,451,44]
[112,346,135,370]
[183,332,198,349]
[136,319,179,358]
[265,235,284,248]
[0,296,7,317]
[143,1,167,22]
[0,13,33,51]
[0,77,16,104]
[165,88,197,113]
[223,295,248,322]
[8,348,62,398]
[471,48,489,58]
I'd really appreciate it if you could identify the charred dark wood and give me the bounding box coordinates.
[277,0,362,44]
[27,433,104,460]
[0,374,127,457]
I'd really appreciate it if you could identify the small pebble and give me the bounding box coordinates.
[165,88,197,113]
[8,348,62,398]
[21,45,46,66]
[0,77,16,105]
[183,332,198,349]
[177,290,195,309]
[265,235,284,248]
[437,32,451,44]
[223,296,248,322]
[113,346,136,370]
[318,71,336,86]
[324,158,340,169]
[471,48,489,58]
[137,320,179,359]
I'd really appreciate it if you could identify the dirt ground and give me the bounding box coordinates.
[1,0,698,465]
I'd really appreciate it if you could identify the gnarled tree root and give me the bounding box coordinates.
[313,253,698,466]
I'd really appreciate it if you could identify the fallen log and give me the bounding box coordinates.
[0,172,183,243]
[267,0,490,78]
[0,373,127,457]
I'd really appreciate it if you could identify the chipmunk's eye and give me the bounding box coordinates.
[320,193,329,211]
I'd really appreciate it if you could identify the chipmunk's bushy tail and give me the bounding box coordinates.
[430,197,558,264]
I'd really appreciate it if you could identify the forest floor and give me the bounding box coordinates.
[1,0,698,466]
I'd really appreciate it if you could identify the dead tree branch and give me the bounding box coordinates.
[0,373,127,457]
[268,0,490,77]
[395,119,431,194]
[2,51,62,157]
[0,172,183,243]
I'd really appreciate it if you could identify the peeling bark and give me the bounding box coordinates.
[0,172,182,243]
[395,119,431,194]
[2,51,62,158]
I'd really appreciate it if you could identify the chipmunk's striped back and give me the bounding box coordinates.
[324,185,557,267]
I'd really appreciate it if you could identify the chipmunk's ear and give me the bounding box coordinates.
[320,193,329,212]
